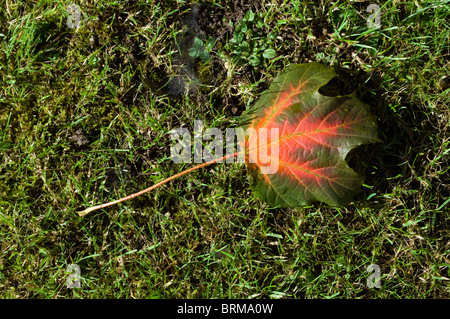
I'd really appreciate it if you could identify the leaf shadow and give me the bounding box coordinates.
[322,64,449,234]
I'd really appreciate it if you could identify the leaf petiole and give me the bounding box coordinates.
[78,152,240,217]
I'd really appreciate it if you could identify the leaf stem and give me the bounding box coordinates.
[78,152,240,217]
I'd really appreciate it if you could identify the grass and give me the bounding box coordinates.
[0,0,449,298]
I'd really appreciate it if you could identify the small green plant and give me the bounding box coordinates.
[225,10,278,67]
[188,37,214,61]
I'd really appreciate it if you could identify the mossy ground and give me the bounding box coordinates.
[0,0,449,298]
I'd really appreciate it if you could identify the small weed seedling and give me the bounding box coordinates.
[225,10,278,67]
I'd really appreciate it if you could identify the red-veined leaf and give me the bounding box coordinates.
[239,62,380,207]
